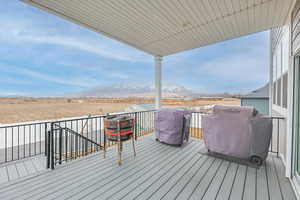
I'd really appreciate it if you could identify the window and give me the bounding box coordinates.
[273,82,277,104]
[282,73,288,108]
[277,78,282,106]
[272,33,289,110]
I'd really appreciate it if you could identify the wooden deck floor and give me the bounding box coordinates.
[0,156,46,185]
[0,134,296,200]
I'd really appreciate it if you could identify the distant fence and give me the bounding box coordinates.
[189,112,206,140]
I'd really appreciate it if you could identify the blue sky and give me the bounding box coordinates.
[0,0,269,97]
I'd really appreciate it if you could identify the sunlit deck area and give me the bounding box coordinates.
[0,134,296,200]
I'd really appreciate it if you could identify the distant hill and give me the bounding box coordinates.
[69,83,193,98]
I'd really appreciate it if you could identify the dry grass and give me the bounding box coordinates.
[0,98,131,124]
[0,97,240,124]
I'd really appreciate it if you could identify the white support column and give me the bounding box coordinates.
[269,31,273,116]
[155,56,162,109]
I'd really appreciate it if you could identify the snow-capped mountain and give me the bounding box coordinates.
[71,83,192,98]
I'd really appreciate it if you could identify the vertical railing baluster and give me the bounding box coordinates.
[50,123,54,170]
[47,130,51,169]
[29,125,31,157]
[45,123,48,157]
[39,124,42,154]
[34,124,37,155]
[17,126,20,160]
[5,128,7,162]
[23,126,25,158]
[59,127,62,164]
[11,127,14,161]
[71,121,73,159]
[277,118,280,157]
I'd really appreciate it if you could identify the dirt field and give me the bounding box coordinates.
[0,98,240,124]
[0,98,131,124]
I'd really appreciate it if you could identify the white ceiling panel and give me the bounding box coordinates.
[23,0,295,56]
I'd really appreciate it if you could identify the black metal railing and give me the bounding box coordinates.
[47,110,155,169]
[270,116,285,156]
[0,121,51,164]
[0,109,282,168]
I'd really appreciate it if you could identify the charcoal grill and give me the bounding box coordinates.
[104,115,136,165]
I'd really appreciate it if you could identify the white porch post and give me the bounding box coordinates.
[269,31,273,116]
[155,56,163,109]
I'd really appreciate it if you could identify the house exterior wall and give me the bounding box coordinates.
[270,1,300,197]
[241,98,269,115]
[270,24,290,165]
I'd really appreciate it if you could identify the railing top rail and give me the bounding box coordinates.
[271,116,285,120]
[51,110,156,124]
[0,121,52,129]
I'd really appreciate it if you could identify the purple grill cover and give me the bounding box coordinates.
[155,108,191,145]
[202,105,272,161]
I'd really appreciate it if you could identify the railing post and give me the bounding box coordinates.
[46,130,51,169]
[50,122,54,170]
[59,128,62,164]
[134,112,137,141]
[44,123,48,157]
[277,118,280,157]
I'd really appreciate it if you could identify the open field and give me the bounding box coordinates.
[0,97,240,124]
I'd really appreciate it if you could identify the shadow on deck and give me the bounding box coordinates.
[0,134,296,200]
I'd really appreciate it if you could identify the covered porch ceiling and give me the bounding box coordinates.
[23,0,295,56]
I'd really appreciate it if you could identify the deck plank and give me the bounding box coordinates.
[23,159,38,174]
[201,161,230,200]
[73,143,197,200]
[0,167,9,184]
[0,135,295,200]
[257,162,269,200]
[243,166,256,200]
[266,156,283,200]
[0,139,154,199]
[50,142,176,200]
[215,163,239,200]
[118,143,199,200]
[160,155,209,200]
[175,156,215,200]
[31,157,45,171]
[15,162,28,177]
[229,165,247,200]
[7,139,165,200]
[272,156,297,200]
[6,164,19,181]
[189,158,223,200]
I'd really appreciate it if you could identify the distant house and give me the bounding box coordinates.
[241,84,269,115]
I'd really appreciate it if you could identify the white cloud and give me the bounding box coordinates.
[198,53,268,83]
[109,72,129,79]
[0,17,151,63]
[0,65,105,88]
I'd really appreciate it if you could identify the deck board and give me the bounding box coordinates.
[243,166,256,200]
[0,156,46,187]
[201,161,230,200]
[0,167,9,184]
[216,162,239,200]
[229,165,247,200]
[190,158,223,199]
[256,162,269,200]
[0,134,296,200]
[266,156,284,200]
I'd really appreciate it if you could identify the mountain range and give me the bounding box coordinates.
[70,83,193,98]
